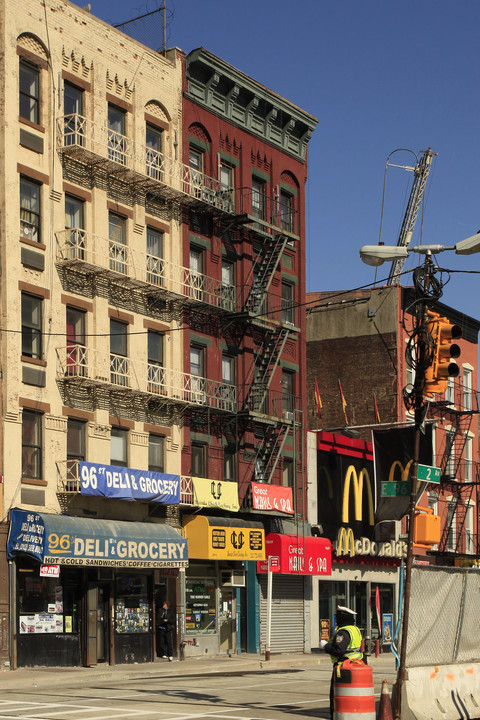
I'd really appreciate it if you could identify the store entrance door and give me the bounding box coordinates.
[86,583,110,666]
[219,588,234,653]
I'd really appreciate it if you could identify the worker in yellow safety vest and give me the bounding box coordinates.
[319,605,365,719]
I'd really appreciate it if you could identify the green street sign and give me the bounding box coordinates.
[380,481,411,497]
[417,464,441,483]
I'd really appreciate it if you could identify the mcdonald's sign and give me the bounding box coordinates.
[337,527,355,557]
[342,465,374,526]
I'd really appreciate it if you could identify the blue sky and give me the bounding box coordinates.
[86,0,480,319]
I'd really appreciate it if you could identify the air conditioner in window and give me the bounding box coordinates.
[221,569,245,587]
[284,411,294,421]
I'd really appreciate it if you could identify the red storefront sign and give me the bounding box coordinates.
[257,533,332,575]
[251,483,294,514]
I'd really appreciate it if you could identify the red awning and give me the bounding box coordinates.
[257,533,332,576]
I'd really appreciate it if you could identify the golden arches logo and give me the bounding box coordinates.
[342,465,374,526]
[318,465,333,500]
[337,527,355,557]
[388,460,413,483]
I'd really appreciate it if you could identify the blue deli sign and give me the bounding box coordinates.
[79,461,180,505]
[7,509,188,568]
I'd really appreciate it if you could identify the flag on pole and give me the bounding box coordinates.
[338,379,348,425]
[375,585,381,637]
[373,392,381,424]
[314,378,322,420]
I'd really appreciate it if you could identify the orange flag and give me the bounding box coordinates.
[338,379,348,425]
[373,393,381,424]
[314,378,322,420]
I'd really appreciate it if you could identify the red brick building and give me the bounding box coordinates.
[180,49,319,654]
[306,285,480,563]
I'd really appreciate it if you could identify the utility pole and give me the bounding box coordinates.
[393,255,432,720]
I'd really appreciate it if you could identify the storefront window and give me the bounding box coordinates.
[17,564,79,634]
[185,577,216,635]
[115,573,150,633]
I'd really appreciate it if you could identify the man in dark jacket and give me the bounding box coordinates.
[157,600,175,660]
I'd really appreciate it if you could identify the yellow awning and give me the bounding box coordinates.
[183,515,265,561]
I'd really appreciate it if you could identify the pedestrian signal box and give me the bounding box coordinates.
[413,512,441,547]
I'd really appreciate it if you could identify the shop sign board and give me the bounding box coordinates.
[7,509,188,568]
[335,528,407,559]
[251,482,294,514]
[192,476,239,511]
[79,461,180,504]
[257,534,332,575]
[184,515,264,561]
[40,565,60,577]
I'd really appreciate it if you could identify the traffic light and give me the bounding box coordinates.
[423,311,462,397]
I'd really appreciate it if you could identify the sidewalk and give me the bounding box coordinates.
[1,651,397,691]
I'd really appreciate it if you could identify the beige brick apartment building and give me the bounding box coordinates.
[1,0,189,667]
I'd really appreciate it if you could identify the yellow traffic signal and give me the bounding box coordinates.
[423,311,462,397]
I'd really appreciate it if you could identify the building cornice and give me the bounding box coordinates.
[185,47,318,163]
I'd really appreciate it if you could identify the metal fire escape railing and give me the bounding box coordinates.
[55,229,236,313]
[56,346,237,413]
[427,384,479,554]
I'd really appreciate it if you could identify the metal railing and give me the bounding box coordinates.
[56,346,237,412]
[56,229,236,312]
[57,116,300,237]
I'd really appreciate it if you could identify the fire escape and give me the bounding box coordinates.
[427,381,479,555]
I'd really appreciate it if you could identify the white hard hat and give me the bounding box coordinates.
[337,605,356,616]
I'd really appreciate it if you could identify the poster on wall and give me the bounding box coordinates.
[382,613,393,644]
[320,619,330,641]
[19,614,62,634]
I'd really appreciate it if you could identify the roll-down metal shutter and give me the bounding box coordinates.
[259,575,305,653]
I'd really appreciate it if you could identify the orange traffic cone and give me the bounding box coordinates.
[377,680,393,720]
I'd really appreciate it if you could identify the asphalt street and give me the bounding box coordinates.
[0,654,398,720]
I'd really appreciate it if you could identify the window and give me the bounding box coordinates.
[110,319,128,386]
[149,434,165,474]
[109,212,127,274]
[65,194,85,259]
[224,448,236,482]
[464,435,472,482]
[189,147,203,196]
[220,260,235,310]
[20,177,40,243]
[146,226,164,285]
[111,427,128,467]
[281,281,295,325]
[189,246,204,300]
[252,177,265,220]
[22,410,42,479]
[66,306,86,375]
[445,429,456,478]
[191,443,206,477]
[446,500,456,551]
[222,354,234,385]
[465,505,474,554]
[63,82,84,146]
[445,377,455,405]
[108,104,127,164]
[21,292,42,359]
[147,330,164,392]
[220,162,234,212]
[280,191,294,233]
[67,419,85,483]
[220,354,235,411]
[463,368,472,411]
[146,123,163,179]
[283,458,294,487]
[19,58,39,124]
[282,370,295,417]
[190,344,205,403]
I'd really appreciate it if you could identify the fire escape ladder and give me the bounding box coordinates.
[245,233,288,313]
[244,327,290,414]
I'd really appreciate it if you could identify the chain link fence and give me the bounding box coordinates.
[405,566,480,666]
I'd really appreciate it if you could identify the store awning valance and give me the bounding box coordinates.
[7,508,188,568]
[257,533,332,575]
[183,515,265,561]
